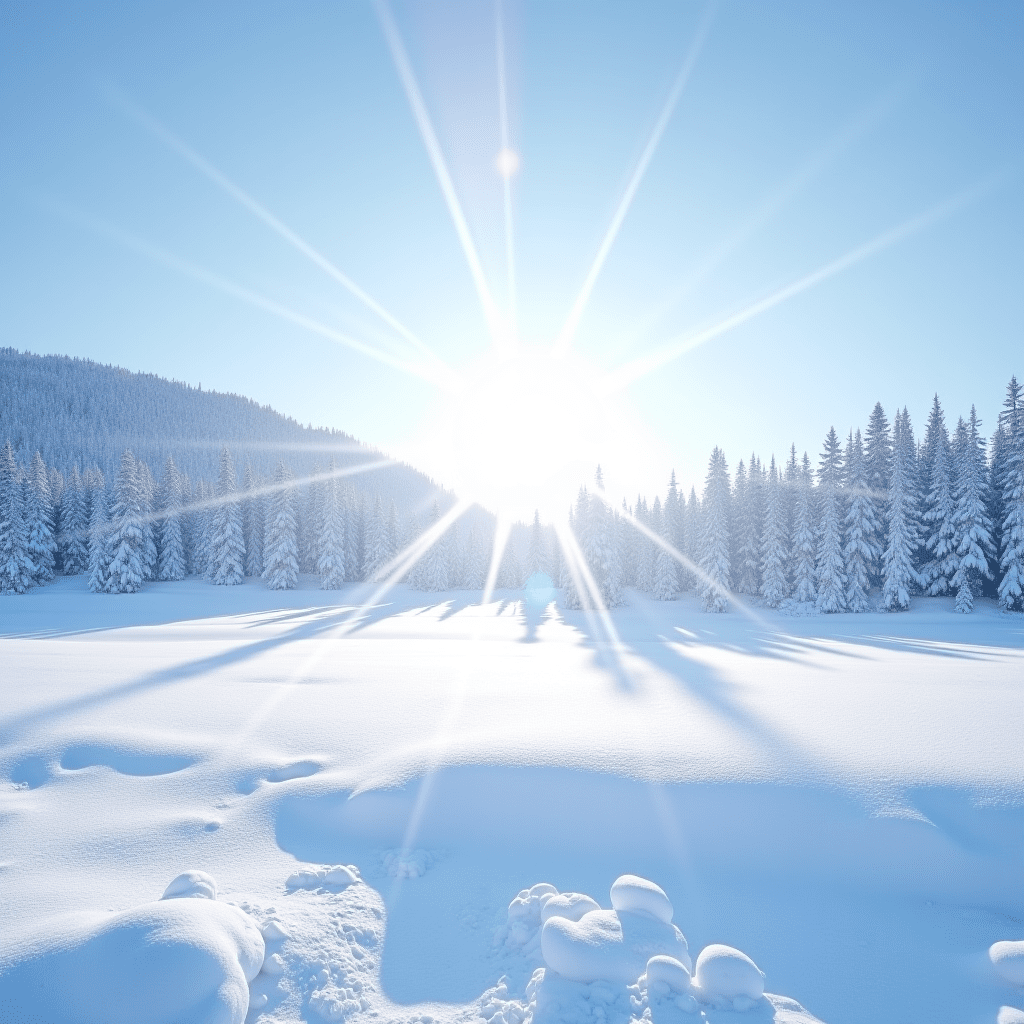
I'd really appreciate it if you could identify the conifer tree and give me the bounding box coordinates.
[760,456,789,607]
[987,423,1010,587]
[0,441,34,593]
[815,428,846,613]
[420,502,450,592]
[26,451,57,583]
[210,447,245,586]
[60,466,90,575]
[387,500,400,565]
[665,471,683,592]
[106,449,147,593]
[698,447,731,612]
[683,487,699,591]
[158,456,187,581]
[731,460,751,592]
[881,409,922,610]
[263,462,299,590]
[137,459,158,581]
[997,377,1024,610]
[950,410,993,612]
[362,495,390,582]
[791,454,817,603]
[527,509,548,578]
[318,459,346,589]
[87,485,110,594]
[586,476,623,608]
[242,462,264,578]
[404,513,423,588]
[652,504,677,602]
[864,402,892,585]
[920,395,957,594]
[464,526,486,590]
[843,429,876,612]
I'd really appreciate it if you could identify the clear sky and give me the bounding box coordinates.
[1,2,1021,517]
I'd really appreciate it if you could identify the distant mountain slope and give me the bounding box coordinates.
[0,347,447,511]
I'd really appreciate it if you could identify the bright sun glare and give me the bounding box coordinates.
[441,347,608,521]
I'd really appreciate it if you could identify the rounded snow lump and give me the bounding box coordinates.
[693,944,765,1002]
[0,897,264,1024]
[645,954,692,993]
[162,869,218,900]
[609,874,674,924]
[541,892,601,924]
[541,908,691,983]
[991,940,1024,986]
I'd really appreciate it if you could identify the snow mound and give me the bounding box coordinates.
[287,863,362,889]
[644,954,693,993]
[383,848,434,878]
[991,941,1024,986]
[692,943,765,1009]
[998,1008,1024,1024]
[542,907,691,984]
[0,880,263,1024]
[163,869,218,900]
[610,874,674,924]
[541,892,601,924]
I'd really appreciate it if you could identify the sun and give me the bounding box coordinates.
[432,346,611,521]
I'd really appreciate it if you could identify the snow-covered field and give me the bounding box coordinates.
[2,577,1023,1024]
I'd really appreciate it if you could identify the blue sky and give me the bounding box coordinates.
[1,2,1021,508]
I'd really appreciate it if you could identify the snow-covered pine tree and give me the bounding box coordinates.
[60,465,90,575]
[387,501,399,565]
[783,445,799,547]
[760,456,789,607]
[420,502,450,591]
[618,498,638,589]
[87,484,110,594]
[815,428,846,613]
[652,503,677,602]
[137,459,158,581]
[683,487,699,592]
[25,451,57,583]
[864,402,892,586]
[950,409,993,612]
[664,472,682,594]
[403,513,423,588]
[527,509,548,577]
[562,488,590,609]
[209,447,244,586]
[698,447,731,612]
[987,422,1010,589]
[263,462,299,590]
[362,496,390,582]
[881,408,923,610]
[447,521,466,588]
[790,453,817,603]
[920,395,957,595]
[731,460,748,590]
[318,458,346,589]
[299,463,323,574]
[634,497,653,593]
[158,456,187,581]
[843,428,876,612]
[242,462,264,578]
[105,450,147,594]
[587,480,623,608]
[735,457,763,595]
[347,492,365,583]
[0,441,35,594]
[997,377,1024,610]
[463,526,485,590]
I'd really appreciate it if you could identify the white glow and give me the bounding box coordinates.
[495,147,521,179]
[404,346,665,522]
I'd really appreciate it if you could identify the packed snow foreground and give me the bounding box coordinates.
[1,580,1023,1023]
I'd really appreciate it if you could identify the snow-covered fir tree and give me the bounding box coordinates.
[0,441,34,594]
[419,502,450,592]
[997,377,1024,610]
[881,408,922,611]
[864,402,892,586]
[105,450,147,594]
[683,487,699,592]
[527,509,548,578]
[158,456,187,582]
[25,451,57,583]
[731,460,750,593]
[586,477,623,608]
[950,409,993,612]
[318,458,346,589]
[242,462,264,578]
[652,502,677,602]
[362,496,390,583]
[760,456,789,607]
[346,492,365,583]
[59,465,90,575]
[87,484,110,594]
[263,462,299,591]
[920,396,957,595]
[791,453,817,603]
[843,429,876,612]
[698,447,731,612]
[137,458,158,581]
[665,471,683,592]
[815,428,846,613]
[463,526,486,590]
[210,447,245,586]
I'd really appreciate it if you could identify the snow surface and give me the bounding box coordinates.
[1,576,1023,1023]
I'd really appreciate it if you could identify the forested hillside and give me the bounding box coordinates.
[0,347,439,509]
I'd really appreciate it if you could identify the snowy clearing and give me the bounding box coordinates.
[1,576,1023,1024]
